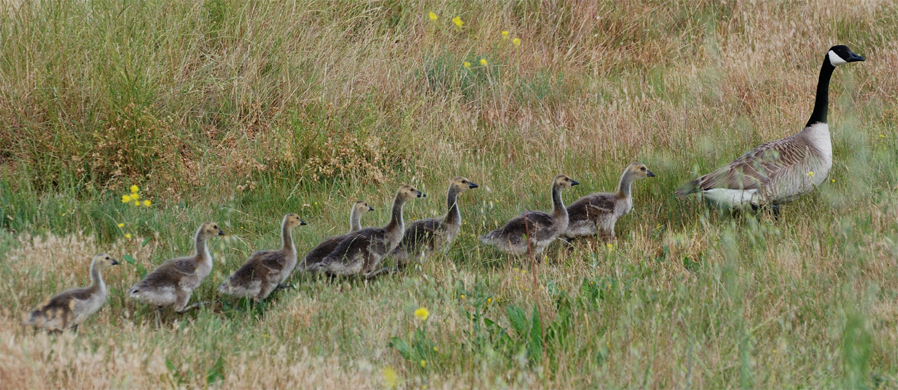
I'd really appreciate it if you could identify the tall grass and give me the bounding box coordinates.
[2,0,898,388]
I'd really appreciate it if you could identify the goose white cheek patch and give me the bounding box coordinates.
[828,50,848,67]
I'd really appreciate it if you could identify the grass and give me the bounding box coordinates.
[2,0,898,388]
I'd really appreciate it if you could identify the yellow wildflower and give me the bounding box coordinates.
[428,12,437,21]
[452,16,463,27]
[122,195,131,203]
[125,234,132,239]
[414,307,430,321]
[420,360,427,368]
[130,193,139,200]
[479,58,488,66]
[382,366,399,389]
[143,200,151,207]
[487,298,492,304]
[879,134,885,138]
[831,179,836,183]
[512,38,521,46]
[117,223,124,228]
[130,185,139,193]
[433,346,438,352]
[134,201,140,206]
[807,171,815,177]
[463,61,471,68]
[607,243,614,250]
[502,31,509,39]
[461,294,465,299]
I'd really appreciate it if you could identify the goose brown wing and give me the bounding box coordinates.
[137,257,197,287]
[401,219,444,248]
[44,287,93,308]
[325,228,388,263]
[695,135,808,191]
[228,251,275,283]
[494,212,557,241]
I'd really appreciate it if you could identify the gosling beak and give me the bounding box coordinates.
[570,180,580,186]
[111,259,120,266]
[300,220,307,226]
[417,191,426,198]
[847,51,865,62]
[647,170,656,177]
[218,230,226,236]
[469,182,479,189]
[368,206,374,211]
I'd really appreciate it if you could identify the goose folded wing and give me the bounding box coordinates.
[698,138,808,191]
[499,212,556,239]
[403,219,444,246]
[569,194,615,218]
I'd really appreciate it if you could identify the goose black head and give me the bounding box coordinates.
[827,45,865,67]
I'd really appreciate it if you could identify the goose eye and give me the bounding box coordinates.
[640,167,646,171]
[213,225,218,229]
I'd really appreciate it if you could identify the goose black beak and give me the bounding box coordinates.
[300,220,308,226]
[848,51,865,62]
[417,191,427,198]
[368,206,374,211]
[469,182,479,189]
[570,180,580,186]
[111,260,120,266]
[647,170,656,177]
[218,230,226,236]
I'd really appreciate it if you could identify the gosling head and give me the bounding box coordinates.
[627,162,656,179]
[354,200,374,214]
[397,185,426,202]
[552,174,579,190]
[198,222,226,239]
[827,45,865,67]
[283,213,307,229]
[92,254,119,269]
[450,176,479,193]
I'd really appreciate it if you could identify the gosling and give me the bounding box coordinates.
[314,185,425,277]
[481,174,578,256]
[218,214,306,301]
[565,162,655,242]
[392,177,478,266]
[128,222,224,312]
[23,254,119,332]
[300,201,373,272]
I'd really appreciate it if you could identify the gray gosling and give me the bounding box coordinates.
[565,162,655,242]
[676,45,865,212]
[128,222,225,312]
[314,185,425,277]
[299,201,373,272]
[218,214,306,301]
[23,254,119,331]
[481,174,579,256]
[392,177,478,266]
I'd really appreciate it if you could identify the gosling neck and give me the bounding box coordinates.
[444,187,462,226]
[616,170,635,198]
[551,183,567,219]
[806,58,835,127]
[88,260,106,293]
[384,194,406,234]
[281,220,295,253]
[349,207,363,232]
[194,229,211,263]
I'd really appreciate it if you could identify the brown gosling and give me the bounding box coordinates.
[23,254,119,332]
[128,222,225,312]
[218,214,307,301]
[565,162,655,242]
[392,177,478,266]
[481,174,579,256]
[314,185,425,277]
[299,201,373,272]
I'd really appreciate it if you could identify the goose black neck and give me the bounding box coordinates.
[806,58,835,127]
[445,187,461,226]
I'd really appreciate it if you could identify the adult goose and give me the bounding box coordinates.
[675,45,865,210]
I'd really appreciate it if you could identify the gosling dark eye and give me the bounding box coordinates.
[640,167,646,171]
[213,225,218,229]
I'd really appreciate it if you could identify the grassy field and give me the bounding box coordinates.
[2,0,898,388]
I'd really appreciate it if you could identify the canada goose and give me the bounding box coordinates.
[218,214,306,301]
[299,201,373,272]
[23,254,118,331]
[676,45,865,210]
[314,185,425,277]
[565,163,655,241]
[128,222,225,312]
[392,177,479,265]
[481,174,579,256]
